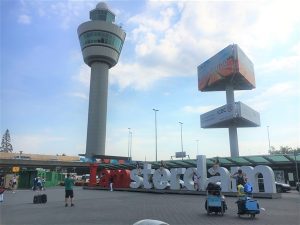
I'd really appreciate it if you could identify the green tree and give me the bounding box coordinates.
[0,129,14,152]
[269,146,300,154]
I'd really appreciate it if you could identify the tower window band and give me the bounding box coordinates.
[79,30,123,53]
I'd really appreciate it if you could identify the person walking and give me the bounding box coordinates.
[37,177,42,191]
[231,169,246,187]
[193,171,200,191]
[42,177,46,190]
[64,174,75,207]
[159,160,166,172]
[109,176,114,192]
[12,175,17,193]
[0,176,4,187]
[0,185,5,202]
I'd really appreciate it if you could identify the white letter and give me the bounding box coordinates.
[142,163,154,189]
[207,167,231,192]
[170,168,186,190]
[130,169,143,188]
[197,155,208,191]
[231,165,276,193]
[253,165,276,193]
[153,168,171,189]
[184,168,196,191]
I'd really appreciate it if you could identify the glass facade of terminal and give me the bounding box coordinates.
[79,31,123,53]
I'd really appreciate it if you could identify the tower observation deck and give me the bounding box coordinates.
[78,2,126,157]
[197,44,260,157]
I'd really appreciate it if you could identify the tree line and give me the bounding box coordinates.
[269,146,300,155]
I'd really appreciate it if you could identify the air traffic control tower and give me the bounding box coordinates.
[78,2,126,157]
[198,44,260,157]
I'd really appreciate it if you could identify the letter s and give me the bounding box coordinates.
[130,169,143,188]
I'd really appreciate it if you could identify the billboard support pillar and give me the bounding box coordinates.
[229,127,239,157]
[226,84,239,157]
[198,45,258,158]
[226,85,235,104]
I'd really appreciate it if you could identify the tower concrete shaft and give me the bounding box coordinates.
[85,62,109,157]
[78,2,126,157]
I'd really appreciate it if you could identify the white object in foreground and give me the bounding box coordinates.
[133,219,169,225]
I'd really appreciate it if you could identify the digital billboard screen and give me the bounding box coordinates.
[197,44,255,91]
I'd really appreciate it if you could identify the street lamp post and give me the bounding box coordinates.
[179,122,183,160]
[294,151,299,191]
[128,128,131,160]
[267,126,271,152]
[153,109,159,162]
[129,130,132,159]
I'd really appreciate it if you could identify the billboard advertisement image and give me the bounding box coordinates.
[198,44,256,91]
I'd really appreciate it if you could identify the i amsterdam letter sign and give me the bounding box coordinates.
[130,155,276,193]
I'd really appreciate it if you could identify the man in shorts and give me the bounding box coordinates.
[64,174,75,207]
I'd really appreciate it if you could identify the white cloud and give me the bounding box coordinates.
[20,0,299,92]
[111,0,300,91]
[18,14,31,24]
[258,42,300,74]
[259,55,300,74]
[49,1,86,29]
[18,0,93,29]
[245,82,300,111]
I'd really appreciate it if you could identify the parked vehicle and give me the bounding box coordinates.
[275,181,291,193]
[258,178,291,193]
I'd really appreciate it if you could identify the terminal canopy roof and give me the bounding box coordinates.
[95,154,300,170]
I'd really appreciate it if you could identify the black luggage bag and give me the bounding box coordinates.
[33,194,47,204]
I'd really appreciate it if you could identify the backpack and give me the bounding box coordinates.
[244,183,253,193]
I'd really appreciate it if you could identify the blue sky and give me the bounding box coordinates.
[1,0,299,161]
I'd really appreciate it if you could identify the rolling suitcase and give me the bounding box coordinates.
[33,194,42,204]
[33,194,47,204]
[41,194,47,203]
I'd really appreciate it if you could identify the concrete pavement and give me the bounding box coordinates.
[0,187,299,225]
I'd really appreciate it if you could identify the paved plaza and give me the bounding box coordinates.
[0,187,299,225]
